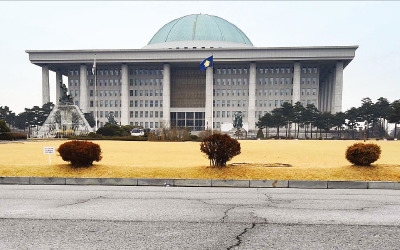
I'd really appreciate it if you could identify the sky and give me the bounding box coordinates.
[0,1,399,114]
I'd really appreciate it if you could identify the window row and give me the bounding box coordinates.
[257,77,292,85]
[301,78,318,85]
[129,68,163,76]
[256,88,293,96]
[69,79,122,87]
[130,89,164,97]
[214,89,248,97]
[257,67,293,75]
[131,111,164,119]
[130,78,163,86]
[90,90,121,97]
[95,69,121,76]
[215,68,248,75]
[301,88,318,96]
[213,100,247,108]
[90,100,120,108]
[214,78,248,86]
[130,100,163,108]
[302,67,318,74]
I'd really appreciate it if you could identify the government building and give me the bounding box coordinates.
[26,14,357,134]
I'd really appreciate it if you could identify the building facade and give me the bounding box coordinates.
[27,14,357,133]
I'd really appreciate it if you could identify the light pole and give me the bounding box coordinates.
[364,120,368,142]
[93,53,98,132]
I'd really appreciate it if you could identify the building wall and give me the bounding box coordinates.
[64,61,333,131]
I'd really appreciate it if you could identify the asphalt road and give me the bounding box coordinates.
[0,185,399,249]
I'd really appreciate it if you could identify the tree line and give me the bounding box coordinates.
[1,97,400,139]
[256,97,400,139]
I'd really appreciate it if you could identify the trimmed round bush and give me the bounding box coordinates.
[58,140,102,166]
[200,134,241,167]
[345,143,381,166]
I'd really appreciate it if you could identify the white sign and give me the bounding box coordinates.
[43,147,55,154]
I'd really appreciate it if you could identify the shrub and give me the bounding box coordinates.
[0,120,10,133]
[0,132,26,140]
[96,124,122,136]
[345,143,381,166]
[200,134,241,167]
[58,140,102,166]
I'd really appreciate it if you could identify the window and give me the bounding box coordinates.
[130,90,134,96]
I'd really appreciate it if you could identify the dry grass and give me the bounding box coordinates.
[0,139,399,181]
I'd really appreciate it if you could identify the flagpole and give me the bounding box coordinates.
[211,54,214,135]
[200,55,214,134]
[211,65,214,135]
[93,54,98,131]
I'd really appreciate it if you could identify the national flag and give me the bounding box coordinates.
[200,56,213,71]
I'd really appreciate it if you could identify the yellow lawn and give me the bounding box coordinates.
[0,139,399,181]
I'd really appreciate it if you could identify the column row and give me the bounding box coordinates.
[40,61,344,130]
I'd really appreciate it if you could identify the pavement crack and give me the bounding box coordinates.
[227,223,256,250]
[58,196,103,208]
[222,206,236,223]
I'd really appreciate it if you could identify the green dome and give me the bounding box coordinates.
[145,14,253,48]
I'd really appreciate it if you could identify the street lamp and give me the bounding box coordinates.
[364,120,368,142]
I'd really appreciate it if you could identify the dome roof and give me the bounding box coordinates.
[144,14,253,49]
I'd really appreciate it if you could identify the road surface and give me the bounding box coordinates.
[0,185,399,249]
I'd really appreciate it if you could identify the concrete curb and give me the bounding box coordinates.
[0,177,399,190]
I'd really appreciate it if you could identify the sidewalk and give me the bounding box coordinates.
[1,177,399,190]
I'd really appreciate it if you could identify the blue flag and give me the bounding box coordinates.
[200,56,213,70]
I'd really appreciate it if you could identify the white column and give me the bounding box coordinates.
[327,73,334,112]
[205,66,213,131]
[79,65,88,112]
[292,62,301,104]
[42,66,50,105]
[56,72,62,105]
[333,61,344,113]
[325,79,330,112]
[247,63,256,131]
[320,81,326,112]
[121,64,129,125]
[162,63,171,128]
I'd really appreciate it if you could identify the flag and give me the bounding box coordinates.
[92,54,97,75]
[200,56,213,71]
